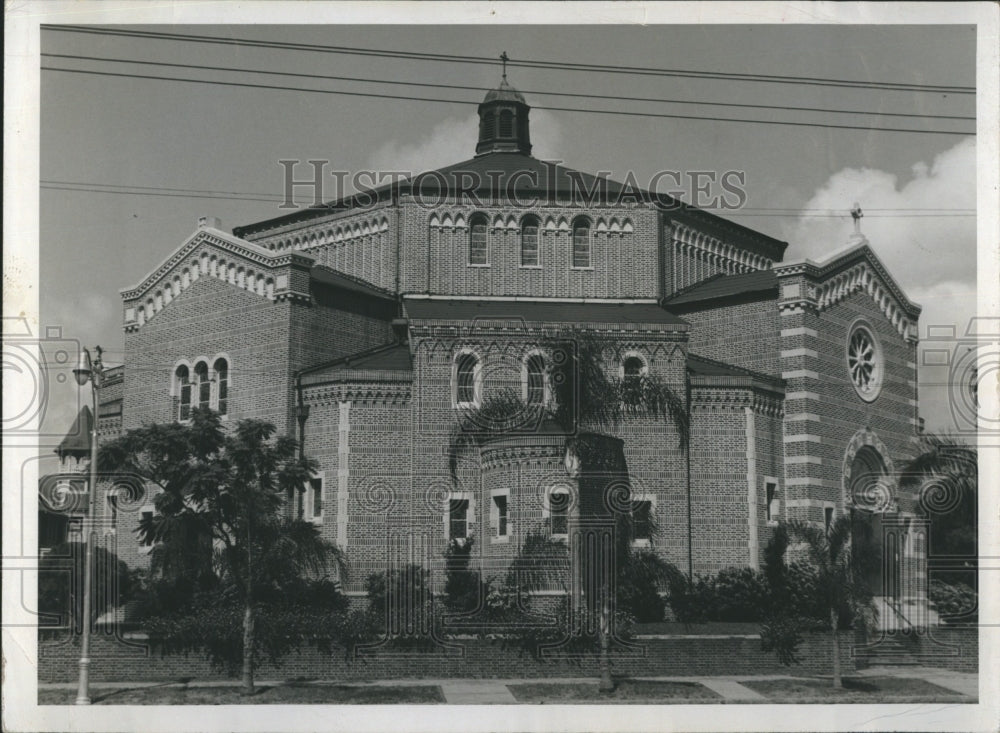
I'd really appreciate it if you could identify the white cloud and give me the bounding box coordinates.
[365,110,563,175]
[783,138,978,434]
[783,137,976,292]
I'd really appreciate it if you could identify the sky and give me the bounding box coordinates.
[36,21,979,444]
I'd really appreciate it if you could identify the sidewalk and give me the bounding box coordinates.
[38,665,978,704]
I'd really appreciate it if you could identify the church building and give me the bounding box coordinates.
[54,75,926,609]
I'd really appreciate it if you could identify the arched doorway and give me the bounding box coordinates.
[846,445,896,599]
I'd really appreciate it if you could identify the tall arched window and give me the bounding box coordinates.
[456,352,479,406]
[525,353,545,405]
[499,109,514,138]
[175,365,191,421]
[195,362,210,410]
[213,358,229,416]
[521,215,540,267]
[572,218,591,268]
[469,214,488,265]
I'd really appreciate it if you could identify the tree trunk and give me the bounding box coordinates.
[598,596,614,692]
[831,607,842,689]
[241,604,255,695]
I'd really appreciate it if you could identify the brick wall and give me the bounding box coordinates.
[675,297,781,377]
[38,629,858,682]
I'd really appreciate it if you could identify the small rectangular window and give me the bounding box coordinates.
[493,495,508,538]
[825,506,835,534]
[766,481,778,523]
[550,492,569,536]
[449,499,469,540]
[632,500,652,541]
[310,477,323,519]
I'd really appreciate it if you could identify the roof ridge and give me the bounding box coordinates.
[310,263,397,298]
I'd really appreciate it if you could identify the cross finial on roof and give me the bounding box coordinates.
[850,202,863,235]
[500,51,509,81]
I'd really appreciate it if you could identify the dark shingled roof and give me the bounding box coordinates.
[663,270,778,308]
[403,298,689,327]
[310,265,396,302]
[299,343,412,386]
[687,353,784,390]
[56,406,92,459]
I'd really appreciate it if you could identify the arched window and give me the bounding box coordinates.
[469,214,488,265]
[521,215,540,267]
[482,111,496,139]
[175,365,191,421]
[213,358,229,416]
[455,352,479,406]
[195,362,210,411]
[525,353,545,405]
[623,355,645,382]
[499,109,514,138]
[572,218,591,268]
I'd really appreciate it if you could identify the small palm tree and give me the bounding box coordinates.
[447,329,688,691]
[785,515,878,688]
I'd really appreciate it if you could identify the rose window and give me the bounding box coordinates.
[847,323,883,401]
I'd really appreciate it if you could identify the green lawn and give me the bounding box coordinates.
[508,679,720,703]
[742,676,972,702]
[39,683,445,705]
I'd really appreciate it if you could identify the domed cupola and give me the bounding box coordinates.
[476,56,532,156]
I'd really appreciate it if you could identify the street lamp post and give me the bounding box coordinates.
[72,346,103,705]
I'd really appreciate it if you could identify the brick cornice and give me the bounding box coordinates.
[302,381,411,406]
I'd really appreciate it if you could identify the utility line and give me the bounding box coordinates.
[43,182,975,218]
[42,25,975,95]
[41,66,975,137]
[41,180,977,213]
[41,53,975,122]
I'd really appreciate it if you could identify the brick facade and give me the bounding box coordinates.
[51,81,931,665]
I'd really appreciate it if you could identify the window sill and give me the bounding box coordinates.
[631,539,651,549]
[467,263,491,268]
[569,266,594,271]
[454,401,481,410]
[491,534,510,544]
[550,534,568,542]
[519,264,542,270]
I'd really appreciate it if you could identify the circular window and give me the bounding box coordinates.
[847,322,883,401]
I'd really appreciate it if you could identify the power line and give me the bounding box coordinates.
[41,66,975,137]
[42,24,975,95]
[42,181,976,219]
[41,180,977,213]
[41,53,975,123]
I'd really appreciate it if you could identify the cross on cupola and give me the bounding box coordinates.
[476,53,532,157]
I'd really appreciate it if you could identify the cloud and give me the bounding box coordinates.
[365,110,563,175]
[783,138,978,433]
[783,137,975,293]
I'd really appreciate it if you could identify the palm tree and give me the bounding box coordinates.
[101,409,345,695]
[898,434,977,574]
[785,515,878,688]
[448,329,688,691]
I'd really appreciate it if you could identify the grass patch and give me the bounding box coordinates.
[38,683,445,705]
[508,679,720,703]
[742,676,970,702]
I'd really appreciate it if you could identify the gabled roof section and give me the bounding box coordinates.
[663,270,778,309]
[774,240,921,339]
[403,297,689,329]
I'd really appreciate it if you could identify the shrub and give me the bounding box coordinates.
[38,542,133,629]
[617,551,670,622]
[929,579,978,622]
[443,537,486,613]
